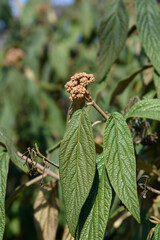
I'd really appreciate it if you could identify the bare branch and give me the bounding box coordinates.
[17,152,60,180]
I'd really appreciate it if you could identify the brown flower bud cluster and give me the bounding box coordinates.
[65,73,95,101]
[5,48,25,66]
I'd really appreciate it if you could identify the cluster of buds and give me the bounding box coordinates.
[65,72,95,101]
[5,48,25,66]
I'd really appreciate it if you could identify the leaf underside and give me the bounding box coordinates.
[59,109,96,236]
[103,112,140,223]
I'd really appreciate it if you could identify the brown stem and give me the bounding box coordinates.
[17,152,60,180]
[5,174,48,210]
[138,183,160,195]
[85,97,109,120]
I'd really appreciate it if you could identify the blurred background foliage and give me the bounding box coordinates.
[0,0,160,239]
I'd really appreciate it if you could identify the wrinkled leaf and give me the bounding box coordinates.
[34,182,59,240]
[110,65,153,103]
[0,146,10,240]
[136,0,160,73]
[125,99,160,121]
[152,223,160,240]
[103,112,140,223]
[78,154,112,240]
[59,109,96,236]
[154,72,160,98]
[97,0,129,82]
[0,128,29,173]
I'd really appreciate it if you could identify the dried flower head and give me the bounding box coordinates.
[65,72,95,101]
[5,48,25,66]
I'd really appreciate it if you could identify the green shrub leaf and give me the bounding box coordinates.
[0,147,10,240]
[136,0,160,73]
[0,128,29,173]
[125,99,160,121]
[110,65,153,103]
[97,0,129,82]
[59,109,96,236]
[103,112,140,223]
[153,223,160,240]
[78,153,112,240]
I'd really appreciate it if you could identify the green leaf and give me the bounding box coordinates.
[0,128,29,173]
[110,65,153,103]
[59,109,96,236]
[154,72,160,98]
[97,0,129,82]
[103,112,140,223]
[136,0,160,74]
[77,153,112,240]
[80,0,95,38]
[153,223,160,240]
[0,146,10,240]
[125,99,160,121]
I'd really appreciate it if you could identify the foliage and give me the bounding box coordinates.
[0,0,160,240]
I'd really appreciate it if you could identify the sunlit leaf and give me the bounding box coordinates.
[110,65,153,103]
[59,109,96,236]
[103,112,140,223]
[125,99,160,121]
[34,182,59,240]
[136,0,160,73]
[0,146,10,240]
[97,0,129,82]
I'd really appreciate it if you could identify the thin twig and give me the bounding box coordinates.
[85,97,109,120]
[5,174,48,210]
[138,183,160,195]
[35,144,59,168]
[92,120,106,127]
[18,152,60,180]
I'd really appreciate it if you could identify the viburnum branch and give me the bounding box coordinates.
[34,144,59,168]
[85,97,109,120]
[5,174,48,210]
[65,72,109,120]
[18,152,60,180]
[92,120,106,127]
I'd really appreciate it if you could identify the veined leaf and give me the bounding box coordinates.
[153,223,160,240]
[110,64,153,103]
[125,99,160,121]
[0,128,29,173]
[78,154,112,240]
[0,147,10,240]
[103,112,140,223]
[59,109,96,236]
[97,0,129,82]
[136,0,160,73]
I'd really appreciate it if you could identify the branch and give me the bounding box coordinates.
[138,183,160,195]
[85,97,109,120]
[17,152,60,180]
[5,174,48,210]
